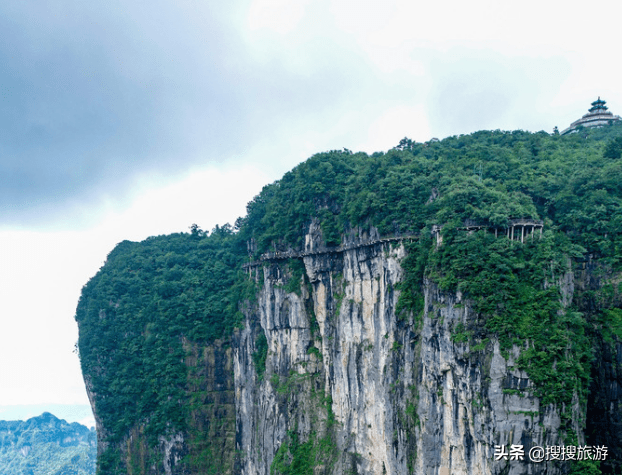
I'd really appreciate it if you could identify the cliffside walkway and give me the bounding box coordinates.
[242,218,545,269]
[242,234,418,269]
[458,218,543,243]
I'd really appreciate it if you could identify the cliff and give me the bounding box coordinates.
[234,229,604,475]
[76,127,622,474]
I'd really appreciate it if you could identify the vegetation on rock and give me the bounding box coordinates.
[76,122,622,473]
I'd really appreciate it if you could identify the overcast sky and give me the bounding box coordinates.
[1,0,620,427]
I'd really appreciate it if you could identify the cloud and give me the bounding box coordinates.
[422,50,574,137]
[0,161,269,407]
[358,105,431,152]
[2,0,621,229]
[247,0,312,34]
[0,0,392,228]
[0,2,252,224]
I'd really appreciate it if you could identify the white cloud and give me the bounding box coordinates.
[358,104,431,152]
[247,0,313,34]
[0,163,270,408]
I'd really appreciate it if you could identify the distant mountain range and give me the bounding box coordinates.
[0,412,95,475]
[0,405,94,429]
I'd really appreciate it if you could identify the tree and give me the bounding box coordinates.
[394,137,415,151]
[603,136,622,159]
[189,223,205,237]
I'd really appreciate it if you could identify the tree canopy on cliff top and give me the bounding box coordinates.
[239,125,622,262]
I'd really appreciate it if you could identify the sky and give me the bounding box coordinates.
[1,0,621,428]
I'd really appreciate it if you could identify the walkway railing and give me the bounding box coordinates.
[242,219,545,269]
[242,234,418,269]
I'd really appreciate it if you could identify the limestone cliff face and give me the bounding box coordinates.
[413,283,571,475]
[235,232,412,474]
[233,229,582,475]
[579,258,622,474]
[86,229,601,475]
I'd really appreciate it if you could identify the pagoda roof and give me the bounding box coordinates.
[591,96,606,106]
[589,96,608,112]
[561,97,621,135]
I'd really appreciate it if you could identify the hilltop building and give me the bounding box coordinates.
[561,97,622,135]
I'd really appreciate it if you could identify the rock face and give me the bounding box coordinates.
[231,234,582,475]
[414,283,567,475]
[85,229,614,475]
[236,236,410,474]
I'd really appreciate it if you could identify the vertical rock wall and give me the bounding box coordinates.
[86,232,597,474]
[414,282,569,475]
[234,236,581,475]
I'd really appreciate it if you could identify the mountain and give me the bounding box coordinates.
[76,124,622,474]
[0,412,96,475]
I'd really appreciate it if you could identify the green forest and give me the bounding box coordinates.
[76,123,622,473]
[0,413,96,475]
